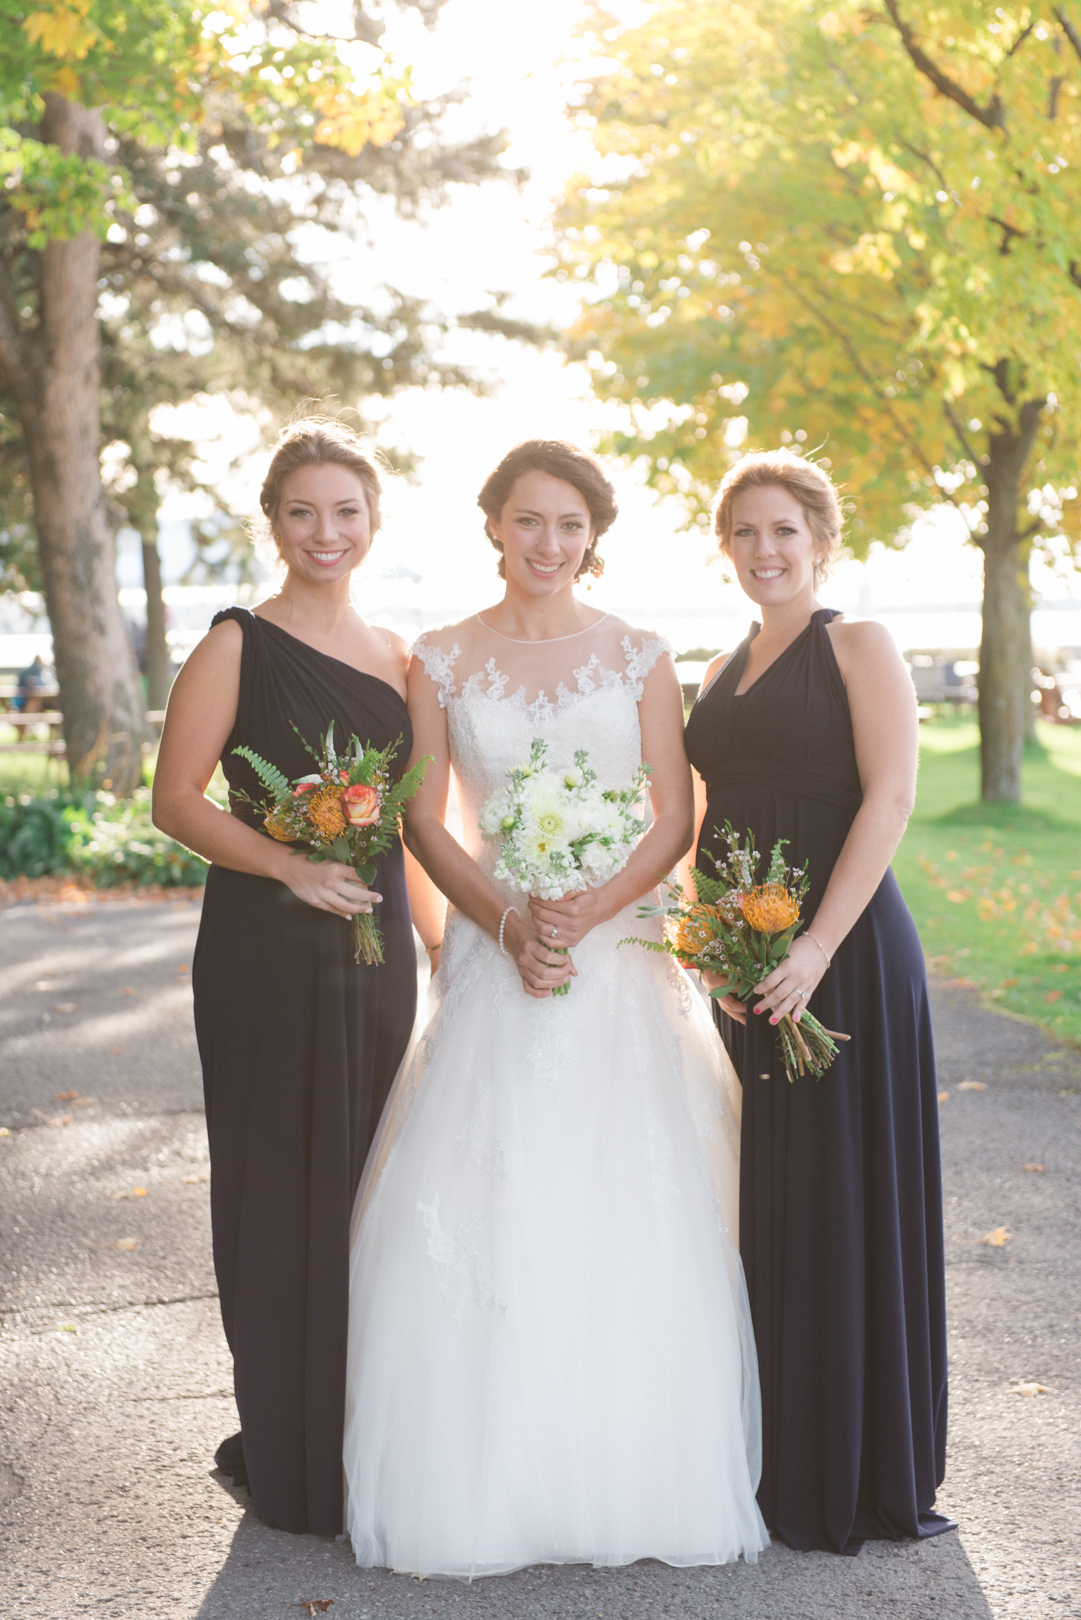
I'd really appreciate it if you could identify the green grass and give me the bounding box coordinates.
[894,715,1081,1047]
[0,750,69,796]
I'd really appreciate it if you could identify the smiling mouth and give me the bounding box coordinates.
[751,567,785,580]
[307,549,348,566]
[528,559,562,575]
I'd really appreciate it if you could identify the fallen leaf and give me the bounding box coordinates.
[937,1090,949,1104]
[980,1226,1011,1247]
[32,1109,72,1128]
[177,963,190,973]
[0,1127,11,1138]
[1045,990,1063,1003]
[113,1237,138,1251]
[56,1323,77,1334]
[33,979,58,991]
[53,1002,77,1014]
[122,987,134,996]
[1010,1382,1052,1396]
[1022,1162,1045,1173]
[958,1080,988,1092]
[110,1046,122,1055]
[297,1603,335,1616]
[113,1187,147,1200]
[56,1091,79,1101]
[1001,977,1018,987]
[180,1171,209,1184]
[71,1097,96,1107]
[1048,963,1069,973]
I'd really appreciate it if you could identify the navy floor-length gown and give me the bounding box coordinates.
[192,608,416,1535]
[684,608,950,1555]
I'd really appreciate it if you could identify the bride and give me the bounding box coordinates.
[342,440,768,1577]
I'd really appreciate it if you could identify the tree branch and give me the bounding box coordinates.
[944,402,980,466]
[0,285,31,402]
[1053,7,1081,66]
[881,0,1005,129]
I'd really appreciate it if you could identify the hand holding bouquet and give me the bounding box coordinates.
[480,737,650,995]
[625,822,848,1081]
[233,723,428,965]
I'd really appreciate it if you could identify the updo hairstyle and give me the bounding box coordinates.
[477,439,618,580]
[713,450,843,583]
[255,417,384,558]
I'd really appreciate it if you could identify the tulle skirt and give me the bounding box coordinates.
[343,900,769,1578]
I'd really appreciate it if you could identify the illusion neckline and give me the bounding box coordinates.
[473,611,610,645]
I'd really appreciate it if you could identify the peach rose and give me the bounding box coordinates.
[342,782,381,827]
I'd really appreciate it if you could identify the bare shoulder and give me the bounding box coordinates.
[412,613,477,656]
[700,651,731,689]
[181,614,243,679]
[376,624,410,675]
[826,616,903,671]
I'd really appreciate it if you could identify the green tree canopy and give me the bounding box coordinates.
[560,0,1081,800]
[0,0,507,791]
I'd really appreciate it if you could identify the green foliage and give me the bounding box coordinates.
[561,1,1081,547]
[231,745,293,804]
[0,790,72,878]
[0,785,205,885]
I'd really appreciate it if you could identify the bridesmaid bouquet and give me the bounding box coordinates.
[480,737,650,995]
[624,822,848,1082]
[233,723,428,966]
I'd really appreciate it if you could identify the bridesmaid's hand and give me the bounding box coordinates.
[504,910,577,999]
[702,971,747,1025]
[528,887,606,950]
[751,935,828,1025]
[277,850,381,918]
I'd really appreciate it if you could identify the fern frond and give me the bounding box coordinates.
[232,746,292,802]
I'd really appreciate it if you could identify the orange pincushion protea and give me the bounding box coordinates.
[264,806,295,842]
[307,783,348,840]
[740,882,800,933]
[673,903,720,957]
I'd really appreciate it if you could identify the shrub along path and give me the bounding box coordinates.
[0,895,1078,1620]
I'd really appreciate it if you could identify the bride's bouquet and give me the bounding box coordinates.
[232,722,428,966]
[480,737,650,995]
[624,822,848,1081]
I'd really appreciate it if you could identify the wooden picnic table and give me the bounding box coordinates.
[0,710,167,755]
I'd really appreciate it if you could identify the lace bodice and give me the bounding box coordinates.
[412,615,671,872]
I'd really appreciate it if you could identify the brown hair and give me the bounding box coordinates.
[477,439,617,580]
[256,417,384,555]
[713,450,843,582]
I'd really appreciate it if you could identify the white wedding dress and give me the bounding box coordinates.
[342,614,768,1578]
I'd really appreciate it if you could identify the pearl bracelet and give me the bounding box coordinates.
[804,932,832,969]
[498,905,521,956]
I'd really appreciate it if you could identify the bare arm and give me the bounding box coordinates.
[404,844,446,970]
[401,656,569,999]
[529,651,695,945]
[151,620,380,919]
[753,620,918,1023]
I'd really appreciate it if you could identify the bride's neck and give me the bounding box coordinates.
[481,585,603,643]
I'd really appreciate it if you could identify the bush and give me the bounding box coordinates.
[0,791,74,879]
[0,787,206,887]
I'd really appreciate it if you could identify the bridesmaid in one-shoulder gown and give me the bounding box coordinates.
[152,422,430,1536]
[193,609,416,1533]
[685,455,950,1556]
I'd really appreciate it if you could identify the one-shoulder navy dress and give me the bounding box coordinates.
[192,608,416,1535]
[684,608,950,1555]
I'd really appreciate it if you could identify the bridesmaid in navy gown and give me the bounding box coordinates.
[684,451,950,1555]
[154,421,439,1534]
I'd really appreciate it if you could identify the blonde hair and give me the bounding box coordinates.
[255,417,384,556]
[713,450,843,582]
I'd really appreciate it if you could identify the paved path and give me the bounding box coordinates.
[0,896,1078,1619]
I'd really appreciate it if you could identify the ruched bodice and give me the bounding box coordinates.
[687,609,862,817]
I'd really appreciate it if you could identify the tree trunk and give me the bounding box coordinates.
[976,399,1043,802]
[1023,614,1037,745]
[3,97,148,795]
[140,532,171,712]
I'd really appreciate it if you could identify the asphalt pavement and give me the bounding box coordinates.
[0,894,1078,1620]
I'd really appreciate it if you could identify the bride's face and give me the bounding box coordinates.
[490,470,593,597]
[724,485,822,607]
